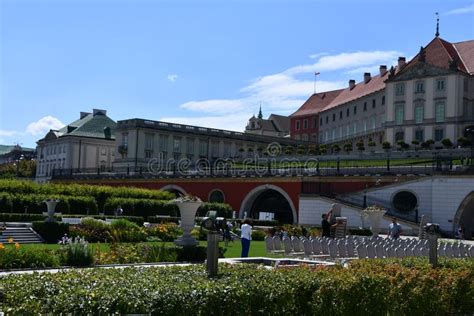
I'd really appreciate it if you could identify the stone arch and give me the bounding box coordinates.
[453,191,474,239]
[239,184,297,224]
[160,184,187,197]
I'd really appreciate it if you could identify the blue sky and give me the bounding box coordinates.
[1,0,473,148]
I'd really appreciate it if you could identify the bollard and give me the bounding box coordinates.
[424,223,440,268]
[207,231,220,278]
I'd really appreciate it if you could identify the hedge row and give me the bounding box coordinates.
[0,259,472,314]
[0,192,98,215]
[0,179,174,210]
[103,197,178,217]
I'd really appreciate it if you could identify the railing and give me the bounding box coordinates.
[51,162,474,181]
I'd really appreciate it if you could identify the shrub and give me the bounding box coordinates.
[109,219,147,243]
[382,141,391,150]
[442,138,453,148]
[0,213,47,222]
[251,229,266,241]
[0,244,61,270]
[147,216,180,224]
[1,260,472,314]
[32,221,69,243]
[146,223,182,242]
[103,197,178,218]
[59,236,95,267]
[196,202,233,218]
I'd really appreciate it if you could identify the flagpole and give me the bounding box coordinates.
[314,72,320,94]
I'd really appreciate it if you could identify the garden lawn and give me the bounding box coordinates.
[17,240,273,259]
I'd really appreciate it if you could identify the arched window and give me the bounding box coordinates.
[209,190,225,203]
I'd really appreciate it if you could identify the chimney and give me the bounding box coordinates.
[93,109,107,116]
[379,65,387,76]
[80,112,90,119]
[349,79,356,89]
[364,72,371,83]
[398,57,406,69]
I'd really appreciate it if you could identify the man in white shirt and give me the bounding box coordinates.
[240,218,252,257]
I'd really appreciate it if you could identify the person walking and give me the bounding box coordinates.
[240,219,252,257]
[388,217,402,239]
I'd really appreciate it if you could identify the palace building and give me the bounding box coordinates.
[290,35,474,149]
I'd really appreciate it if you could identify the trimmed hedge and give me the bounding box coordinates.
[0,259,472,314]
[0,213,47,223]
[103,197,178,218]
[196,202,233,218]
[0,179,174,213]
[31,221,69,243]
[0,193,97,215]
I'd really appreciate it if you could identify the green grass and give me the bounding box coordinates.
[17,240,274,259]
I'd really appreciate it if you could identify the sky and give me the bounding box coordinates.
[1,0,473,148]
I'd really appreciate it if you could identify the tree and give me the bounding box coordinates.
[343,143,353,154]
[411,140,419,150]
[425,139,435,149]
[382,141,391,150]
[332,144,341,154]
[397,140,409,151]
[296,144,306,155]
[457,137,471,148]
[319,144,327,155]
[308,145,317,155]
[356,140,365,152]
[368,141,376,149]
[441,138,453,149]
[284,146,294,155]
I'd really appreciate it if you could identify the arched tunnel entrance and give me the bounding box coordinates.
[454,191,474,240]
[160,185,186,198]
[240,185,297,224]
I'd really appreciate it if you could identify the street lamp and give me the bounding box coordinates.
[16,154,24,178]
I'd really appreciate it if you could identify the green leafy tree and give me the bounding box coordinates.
[332,144,341,154]
[382,141,391,150]
[343,143,353,154]
[441,138,453,148]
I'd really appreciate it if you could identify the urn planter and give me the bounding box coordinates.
[44,200,60,222]
[174,201,202,247]
[361,207,386,237]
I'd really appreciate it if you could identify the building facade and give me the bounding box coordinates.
[245,108,290,137]
[114,118,301,170]
[290,36,474,150]
[35,109,116,182]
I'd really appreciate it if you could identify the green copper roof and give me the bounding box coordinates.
[46,110,116,141]
[0,145,35,155]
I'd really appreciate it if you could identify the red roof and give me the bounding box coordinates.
[290,89,343,117]
[453,40,474,75]
[291,37,473,117]
[397,37,473,76]
[321,71,389,112]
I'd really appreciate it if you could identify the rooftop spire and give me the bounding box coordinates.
[258,104,263,119]
[435,12,440,37]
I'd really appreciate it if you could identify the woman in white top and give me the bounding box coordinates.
[240,218,252,257]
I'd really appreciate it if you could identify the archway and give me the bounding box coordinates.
[160,184,186,197]
[239,184,297,224]
[453,191,474,239]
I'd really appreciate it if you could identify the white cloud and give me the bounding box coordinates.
[170,49,401,130]
[0,129,18,137]
[309,52,328,59]
[285,50,402,75]
[444,4,474,15]
[161,113,251,132]
[180,99,247,114]
[25,116,64,136]
[167,74,178,82]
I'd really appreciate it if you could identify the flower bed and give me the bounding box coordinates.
[0,259,472,314]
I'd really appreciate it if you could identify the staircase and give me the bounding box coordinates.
[0,224,43,244]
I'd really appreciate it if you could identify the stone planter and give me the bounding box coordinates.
[361,208,386,237]
[174,201,202,247]
[44,200,60,222]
